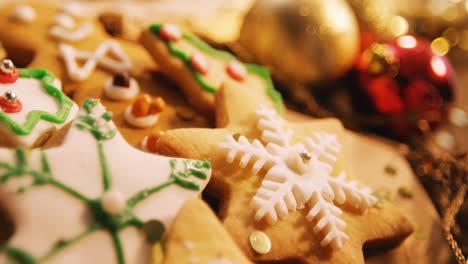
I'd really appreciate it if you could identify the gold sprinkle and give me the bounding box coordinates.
[176,106,195,121]
[398,186,413,199]
[249,230,271,254]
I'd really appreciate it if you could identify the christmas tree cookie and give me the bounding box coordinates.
[156,83,413,263]
[163,198,252,264]
[0,61,78,148]
[0,99,211,264]
[139,23,283,114]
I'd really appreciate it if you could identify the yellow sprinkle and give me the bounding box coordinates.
[249,230,271,254]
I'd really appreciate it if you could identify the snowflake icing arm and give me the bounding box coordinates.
[256,106,292,147]
[328,172,376,209]
[251,165,298,224]
[303,132,341,173]
[307,191,349,249]
[219,135,280,174]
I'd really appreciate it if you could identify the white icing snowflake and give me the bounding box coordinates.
[219,106,376,250]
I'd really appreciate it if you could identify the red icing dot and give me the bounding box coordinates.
[0,68,19,84]
[0,97,22,113]
[159,24,181,42]
[190,53,209,75]
[226,61,247,81]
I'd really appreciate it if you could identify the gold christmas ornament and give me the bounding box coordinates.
[238,0,359,83]
[346,0,402,41]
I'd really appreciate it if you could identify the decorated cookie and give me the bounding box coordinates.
[0,2,211,146]
[0,99,211,263]
[156,83,413,262]
[163,198,252,264]
[0,63,78,148]
[139,23,283,114]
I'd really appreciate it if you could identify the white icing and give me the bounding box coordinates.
[0,101,211,263]
[160,23,182,41]
[50,22,93,42]
[60,1,84,17]
[53,13,76,29]
[141,136,150,152]
[101,190,126,215]
[190,52,209,74]
[59,40,132,81]
[0,78,78,147]
[104,78,139,101]
[10,5,36,23]
[219,106,376,250]
[124,106,159,128]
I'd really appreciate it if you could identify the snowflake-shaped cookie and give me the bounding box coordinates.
[155,83,413,263]
[220,106,376,249]
[0,99,211,264]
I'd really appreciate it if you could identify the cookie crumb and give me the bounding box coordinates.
[384,164,397,176]
[397,186,413,198]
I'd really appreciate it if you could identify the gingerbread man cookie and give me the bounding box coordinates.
[140,23,283,114]
[163,198,252,264]
[156,83,413,263]
[0,99,211,263]
[0,62,78,148]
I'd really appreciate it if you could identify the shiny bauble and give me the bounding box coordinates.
[239,0,359,83]
[353,35,455,138]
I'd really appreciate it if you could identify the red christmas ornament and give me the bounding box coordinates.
[353,35,455,138]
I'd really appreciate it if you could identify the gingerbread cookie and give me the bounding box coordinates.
[156,83,413,263]
[139,23,283,114]
[163,198,252,264]
[0,99,211,263]
[0,2,211,147]
[0,62,78,148]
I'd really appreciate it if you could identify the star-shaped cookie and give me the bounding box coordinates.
[156,81,413,263]
[0,99,211,264]
[163,198,252,264]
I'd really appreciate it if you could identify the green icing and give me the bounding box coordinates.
[0,101,211,264]
[149,24,284,114]
[0,68,75,136]
[75,99,116,141]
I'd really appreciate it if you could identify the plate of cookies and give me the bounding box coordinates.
[0,1,453,264]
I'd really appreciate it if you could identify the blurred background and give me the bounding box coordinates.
[2,0,467,262]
